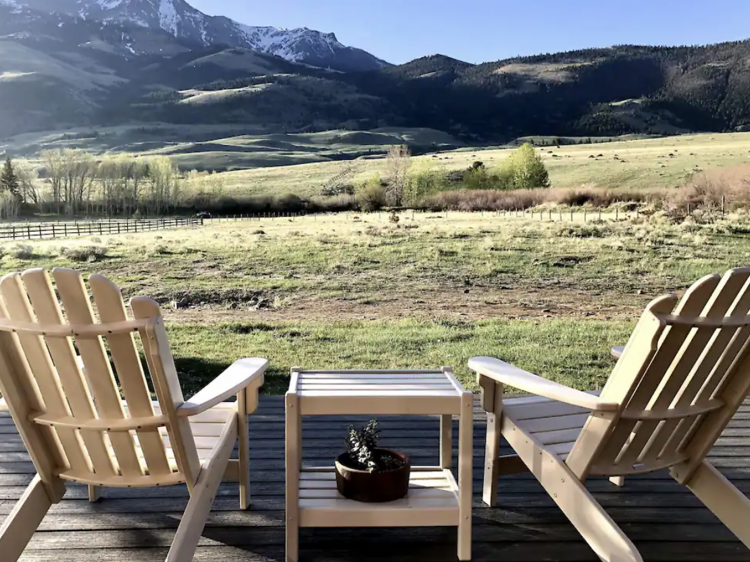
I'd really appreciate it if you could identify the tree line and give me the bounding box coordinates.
[351,143,550,212]
[0,150,226,218]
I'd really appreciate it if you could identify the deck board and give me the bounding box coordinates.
[0,396,748,561]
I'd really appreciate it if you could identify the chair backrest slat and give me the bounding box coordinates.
[0,268,201,487]
[0,273,92,474]
[569,269,750,480]
[21,269,118,479]
[565,294,675,478]
[641,273,750,464]
[88,274,173,478]
[590,274,721,473]
[130,296,200,486]
[0,300,66,485]
[52,269,143,478]
[614,270,749,469]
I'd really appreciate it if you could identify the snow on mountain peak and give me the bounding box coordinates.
[6,0,389,71]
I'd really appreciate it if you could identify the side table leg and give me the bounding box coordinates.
[286,390,300,562]
[457,391,473,561]
[440,415,453,469]
[238,387,252,510]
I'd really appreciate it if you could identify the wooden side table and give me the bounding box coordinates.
[285,367,473,562]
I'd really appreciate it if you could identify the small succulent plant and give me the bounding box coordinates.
[344,418,403,472]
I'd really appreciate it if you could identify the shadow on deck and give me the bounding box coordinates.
[1,396,749,561]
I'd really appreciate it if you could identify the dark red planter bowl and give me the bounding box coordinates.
[334,449,411,503]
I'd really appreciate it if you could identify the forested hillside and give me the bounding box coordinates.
[4,0,750,145]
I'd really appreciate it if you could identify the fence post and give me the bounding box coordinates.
[64,224,68,237]
[722,196,726,217]
[570,209,573,222]
[549,209,552,221]
[12,226,16,240]
[598,209,602,221]
[76,223,81,236]
[615,208,619,221]
[687,203,691,216]
[99,223,103,235]
[584,210,587,223]
[52,225,56,239]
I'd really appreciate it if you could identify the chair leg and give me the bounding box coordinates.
[682,460,750,547]
[238,389,251,510]
[480,376,502,507]
[0,475,65,562]
[483,409,501,506]
[88,485,101,502]
[167,417,238,562]
[503,418,643,562]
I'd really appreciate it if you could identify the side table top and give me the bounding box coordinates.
[287,368,469,416]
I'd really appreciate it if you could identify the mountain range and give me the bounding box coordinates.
[3,0,750,146]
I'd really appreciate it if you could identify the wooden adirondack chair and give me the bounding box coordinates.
[0,268,268,561]
[471,268,750,562]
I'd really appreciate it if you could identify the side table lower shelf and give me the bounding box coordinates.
[298,467,459,528]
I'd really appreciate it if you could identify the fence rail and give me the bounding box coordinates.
[0,217,201,241]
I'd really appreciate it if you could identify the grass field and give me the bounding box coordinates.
[216,131,750,198]
[1,210,747,394]
[7,126,750,199]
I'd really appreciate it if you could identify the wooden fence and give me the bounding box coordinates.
[0,217,201,241]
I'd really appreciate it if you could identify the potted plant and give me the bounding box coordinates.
[335,418,411,503]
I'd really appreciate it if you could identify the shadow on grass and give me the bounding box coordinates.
[173,356,289,396]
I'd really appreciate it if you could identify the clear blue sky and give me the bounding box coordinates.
[189,0,750,65]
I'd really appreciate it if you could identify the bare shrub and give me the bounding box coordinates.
[10,244,34,259]
[308,195,357,213]
[384,146,412,206]
[149,243,170,256]
[64,245,108,262]
[422,186,667,212]
[667,165,750,215]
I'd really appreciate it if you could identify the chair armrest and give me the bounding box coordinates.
[468,356,619,412]
[177,358,268,418]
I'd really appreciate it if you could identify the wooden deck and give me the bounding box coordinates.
[1,395,750,562]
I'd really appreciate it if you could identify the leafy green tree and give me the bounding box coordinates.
[356,173,386,212]
[507,143,550,189]
[1,157,20,199]
[403,164,446,205]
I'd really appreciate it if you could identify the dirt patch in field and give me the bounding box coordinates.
[164,284,650,324]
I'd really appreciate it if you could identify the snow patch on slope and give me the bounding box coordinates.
[158,0,180,35]
[96,0,124,8]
